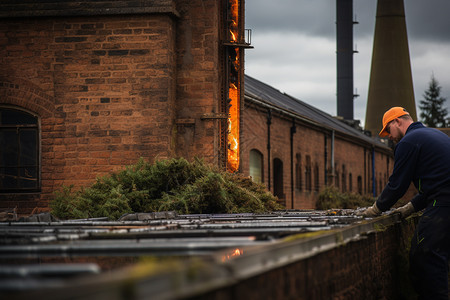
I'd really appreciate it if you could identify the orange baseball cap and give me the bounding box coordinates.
[379,107,409,137]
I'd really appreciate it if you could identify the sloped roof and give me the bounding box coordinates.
[244,74,390,149]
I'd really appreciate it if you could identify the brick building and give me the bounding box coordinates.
[0,1,394,215]
[241,75,393,209]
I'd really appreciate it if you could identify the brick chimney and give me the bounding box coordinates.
[364,0,417,136]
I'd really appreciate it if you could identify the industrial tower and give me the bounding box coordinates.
[364,0,417,136]
[336,0,358,121]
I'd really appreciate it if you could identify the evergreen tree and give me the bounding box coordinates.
[419,74,448,127]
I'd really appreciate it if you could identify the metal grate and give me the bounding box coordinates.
[0,210,367,296]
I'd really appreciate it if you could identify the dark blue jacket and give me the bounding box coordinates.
[376,122,450,211]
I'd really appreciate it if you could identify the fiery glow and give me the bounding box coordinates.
[230,30,237,42]
[228,83,239,172]
[221,248,244,262]
[227,0,240,172]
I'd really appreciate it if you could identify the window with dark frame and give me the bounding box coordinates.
[314,163,319,192]
[0,108,39,192]
[249,149,263,183]
[349,173,353,192]
[341,164,346,193]
[295,153,302,191]
[273,158,284,199]
[357,176,362,195]
[305,155,311,191]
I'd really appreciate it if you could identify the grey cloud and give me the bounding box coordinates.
[245,0,450,122]
[405,1,450,42]
[246,0,335,38]
[247,0,450,42]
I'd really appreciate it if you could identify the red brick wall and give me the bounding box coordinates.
[240,105,268,177]
[241,102,395,210]
[174,0,222,164]
[292,121,327,209]
[0,0,224,215]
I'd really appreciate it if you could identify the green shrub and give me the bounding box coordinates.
[50,158,283,219]
[316,186,374,210]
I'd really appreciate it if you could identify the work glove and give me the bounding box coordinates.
[358,202,381,217]
[393,202,415,218]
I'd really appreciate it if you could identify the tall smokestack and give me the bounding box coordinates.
[364,0,417,135]
[336,0,357,120]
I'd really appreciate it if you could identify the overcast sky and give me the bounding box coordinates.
[244,0,450,127]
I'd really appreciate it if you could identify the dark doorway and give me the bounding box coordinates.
[273,158,284,199]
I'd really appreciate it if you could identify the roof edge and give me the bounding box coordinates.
[0,1,180,18]
[245,94,391,152]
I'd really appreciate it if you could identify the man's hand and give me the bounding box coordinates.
[358,202,381,217]
[393,202,415,218]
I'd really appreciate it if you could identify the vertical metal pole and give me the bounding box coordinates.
[290,119,296,209]
[324,134,328,186]
[331,130,335,185]
[372,147,376,197]
[336,0,356,120]
[267,109,272,191]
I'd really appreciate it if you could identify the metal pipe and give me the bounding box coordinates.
[331,130,335,184]
[290,119,296,209]
[364,148,367,194]
[372,147,376,197]
[336,0,357,120]
[267,109,272,190]
[324,133,328,185]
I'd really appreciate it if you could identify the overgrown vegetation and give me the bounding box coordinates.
[50,158,283,220]
[315,186,374,210]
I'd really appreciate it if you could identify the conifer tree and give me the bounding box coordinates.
[419,74,448,127]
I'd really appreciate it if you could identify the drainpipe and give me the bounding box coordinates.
[364,148,367,194]
[267,109,272,191]
[290,119,296,209]
[331,130,335,184]
[324,134,328,185]
[372,147,376,197]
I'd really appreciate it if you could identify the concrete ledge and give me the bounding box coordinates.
[219,213,402,281]
[10,213,419,299]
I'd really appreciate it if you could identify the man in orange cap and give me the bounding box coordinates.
[361,106,450,299]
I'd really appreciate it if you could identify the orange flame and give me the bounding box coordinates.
[230,30,237,42]
[229,1,239,43]
[228,78,239,172]
[227,0,240,173]
[221,248,244,262]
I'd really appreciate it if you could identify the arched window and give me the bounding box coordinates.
[273,158,284,199]
[305,155,311,191]
[357,176,362,195]
[341,164,346,193]
[314,163,319,192]
[295,153,302,191]
[249,149,263,183]
[0,107,39,191]
[349,173,353,192]
[334,163,339,189]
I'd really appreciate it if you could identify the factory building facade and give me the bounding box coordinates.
[0,0,394,215]
[241,76,393,209]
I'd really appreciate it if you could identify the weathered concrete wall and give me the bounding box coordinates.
[11,214,419,300]
[189,215,419,300]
